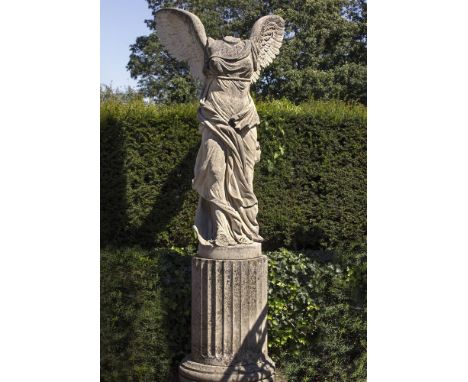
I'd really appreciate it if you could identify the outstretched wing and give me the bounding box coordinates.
[155,8,207,84]
[249,15,285,83]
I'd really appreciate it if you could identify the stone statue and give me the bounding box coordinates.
[155,10,285,381]
[155,8,285,247]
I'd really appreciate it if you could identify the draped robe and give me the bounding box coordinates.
[192,37,263,246]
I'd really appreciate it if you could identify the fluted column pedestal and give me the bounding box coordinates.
[179,243,275,382]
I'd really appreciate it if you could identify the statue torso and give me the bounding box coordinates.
[200,37,259,129]
[206,37,252,62]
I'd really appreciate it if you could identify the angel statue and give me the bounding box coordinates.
[155,8,285,247]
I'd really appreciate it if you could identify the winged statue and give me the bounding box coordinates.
[155,8,285,247]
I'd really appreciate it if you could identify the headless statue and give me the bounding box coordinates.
[155,9,284,247]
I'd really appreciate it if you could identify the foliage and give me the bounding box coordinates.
[101,99,366,253]
[101,247,193,382]
[100,84,144,103]
[127,0,367,104]
[100,247,171,381]
[100,247,366,382]
[268,249,367,382]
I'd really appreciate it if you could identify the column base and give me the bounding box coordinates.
[179,355,275,382]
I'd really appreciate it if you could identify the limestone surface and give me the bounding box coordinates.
[154,9,285,382]
[155,8,285,247]
[179,253,275,381]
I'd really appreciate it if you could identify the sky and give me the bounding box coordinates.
[100,0,152,89]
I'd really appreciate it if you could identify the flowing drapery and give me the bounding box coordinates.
[192,39,263,246]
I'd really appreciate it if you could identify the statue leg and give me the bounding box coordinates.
[194,127,259,246]
[237,126,263,242]
[207,138,237,246]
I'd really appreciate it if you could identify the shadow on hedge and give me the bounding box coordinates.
[131,145,199,247]
[100,116,128,245]
[157,249,193,381]
[100,247,193,382]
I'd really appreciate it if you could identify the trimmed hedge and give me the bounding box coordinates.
[100,247,191,382]
[100,247,366,382]
[100,99,367,380]
[101,99,366,253]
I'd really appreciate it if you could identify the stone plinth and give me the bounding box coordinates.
[179,244,275,381]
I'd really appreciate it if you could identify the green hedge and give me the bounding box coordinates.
[101,99,366,253]
[100,99,367,380]
[101,247,366,382]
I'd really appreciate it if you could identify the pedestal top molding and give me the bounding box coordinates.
[198,243,262,260]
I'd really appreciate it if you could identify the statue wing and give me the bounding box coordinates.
[155,8,207,84]
[249,15,285,83]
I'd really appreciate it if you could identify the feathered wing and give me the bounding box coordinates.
[249,15,285,83]
[155,8,207,84]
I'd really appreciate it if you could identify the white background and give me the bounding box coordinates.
[0,1,467,381]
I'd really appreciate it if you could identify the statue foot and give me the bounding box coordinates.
[237,236,253,245]
[214,231,237,246]
[254,234,264,242]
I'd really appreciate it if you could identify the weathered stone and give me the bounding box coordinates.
[179,253,275,382]
[154,9,285,381]
[179,358,275,382]
[197,243,262,260]
[155,8,285,248]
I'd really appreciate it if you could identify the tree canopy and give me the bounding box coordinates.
[127,0,367,104]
